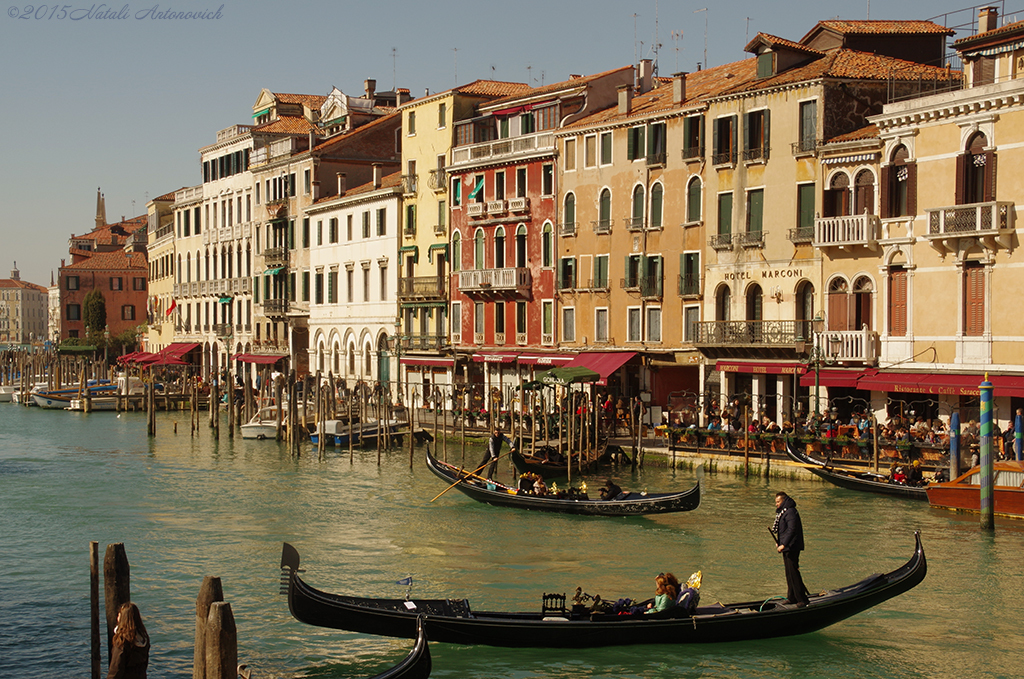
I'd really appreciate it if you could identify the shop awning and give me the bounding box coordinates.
[798,368,866,389]
[399,245,419,263]
[428,243,448,262]
[471,351,519,364]
[517,354,575,366]
[231,353,287,365]
[856,371,1024,398]
[565,351,637,385]
[716,360,803,375]
[400,357,455,367]
[264,267,283,275]
[159,342,201,359]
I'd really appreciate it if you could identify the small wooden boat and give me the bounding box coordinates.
[926,460,1024,518]
[32,381,116,409]
[510,447,607,480]
[370,615,431,679]
[427,448,700,515]
[281,534,927,647]
[784,442,928,500]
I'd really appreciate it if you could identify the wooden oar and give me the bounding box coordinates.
[430,449,516,502]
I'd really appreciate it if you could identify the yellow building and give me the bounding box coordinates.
[144,190,179,352]
[396,80,529,393]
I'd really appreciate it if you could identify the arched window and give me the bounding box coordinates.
[852,276,873,330]
[824,172,850,217]
[796,281,815,340]
[650,183,664,228]
[515,225,527,267]
[687,177,702,223]
[598,188,611,227]
[196,251,201,282]
[746,283,762,321]
[716,284,731,322]
[364,345,372,376]
[961,132,993,205]
[474,229,485,270]
[451,231,461,272]
[563,193,576,231]
[541,223,553,267]
[181,254,186,283]
[884,145,915,218]
[348,344,355,375]
[828,277,849,331]
[631,185,645,228]
[854,170,874,215]
[333,342,340,374]
[494,226,506,269]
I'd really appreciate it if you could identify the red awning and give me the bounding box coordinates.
[471,352,519,364]
[857,371,1024,398]
[798,368,866,389]
[232,353,287,365]
[159,342,201,359]
[565,351,637,385]
[400,357,455,367]
[517,354,575,366]
[716,360,803,375]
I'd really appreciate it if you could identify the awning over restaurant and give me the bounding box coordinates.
[159,343,201,359]
[231,353,287,365]
[565,351,636,385]
[471,351,519,364]
[716,360,803,375]
[856,371,1024,398]
[517,354,575,366]
[400,357,455,367]
[798,368,865,389]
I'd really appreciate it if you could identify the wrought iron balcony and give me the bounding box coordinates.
[264,247,288,268]
[401,334,449,351]
[621,276,663,299]
[401,174,418,194]
[263,299,289,317]
[682,145,703,161]
[814,213,880,249]
[458,267,531,295]
[428,168,447,191]
[397,275,446,300]
[559,221,577,236]
[709,233,734,250]
[213,323,232,337]
[735,231,766,249]
[742,147,766,162]
[592,219,613,235]
[647,151,666,166]
[694,320,812,346]
[924,201,1015,254]
[678,274,700,297]
[791,138,819,156]
[788,226,814,244]
[624,217,645,232]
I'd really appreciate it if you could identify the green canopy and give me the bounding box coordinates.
[537,366,600,386]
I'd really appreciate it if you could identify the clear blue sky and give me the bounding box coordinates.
[0,0,994,286]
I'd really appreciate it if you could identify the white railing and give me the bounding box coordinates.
[817,326,878,363]
[814,212,880,248]
[487,200,506,215]
[508,197,529,212]
[467,203,485,217]
[175,186,203,204]
[450,132,556,167]
[458,267,531,292]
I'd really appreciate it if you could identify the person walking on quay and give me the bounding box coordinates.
[771,491,810,607]
[479,428,514,480]
[107,602,150,679]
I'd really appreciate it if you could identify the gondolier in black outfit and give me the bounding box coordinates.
[480,429,514,479]
[772,491,810,607]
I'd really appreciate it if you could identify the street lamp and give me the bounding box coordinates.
[393,315,402,399]
[808,311,840,417]
[103,326,110,371]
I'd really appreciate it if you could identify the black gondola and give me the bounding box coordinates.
[370,615,431,679]
[510,447,602,479]
[426,448,701,516]
[281,534,927,648]
[783,441,928,500]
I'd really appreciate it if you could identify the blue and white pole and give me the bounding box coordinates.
[979,375,994,530]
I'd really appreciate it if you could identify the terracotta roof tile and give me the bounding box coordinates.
[484,65,634,108]
[746,32,824,56]
[954,18,1024,49]
[454,79,532,98]
[824,123,880,144]
[273,92,328,109]
[312,111,400,153]
[63,250,146,272]
[0,279,47,292]
[312,171,403,205]
[811,19,954,36]
[71,216,148,242]
[253,115,318,135]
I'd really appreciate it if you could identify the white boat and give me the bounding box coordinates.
[32,380,115,409]
[241,403,304,440]
[67,376,147,411]
[0,385,15,403]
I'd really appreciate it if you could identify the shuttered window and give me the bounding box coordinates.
[747,189,764,233]
[650,184,663,228]
[964,264,985,336]
[718,193,733,235]
[889,268,908,336]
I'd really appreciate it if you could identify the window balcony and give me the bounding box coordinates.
[487,199,506,215]
[397,275,446,300]
[264,247,288,268]
[682,146,702,161]
[449,131,556,168]
[694,320,810,347]
[735,231,765,249]
[678,274,700,298]
[252,340,289,355]
[508,197,529,213]
[559,221,577,236]
[621,276,663,299]
[587,277,610,292]
[788,227,814,244]
[467,203,486,217]
[458,267,531,295]
[401,334,449,351]
[433,223,447,236]
[742,147,766,163]
[646,151,666,167]
[403,223,416,237]
[428,168,447,192]
[709,233,734,251]
[624,217,645,232]
[592,219,613,235]
[814,213,880,250]
[213,323,232,338]
[263,299,289,317]
[401,174,418,194]
[924,201,1015,254]
[816,327,878,364]
[791,138,819,157]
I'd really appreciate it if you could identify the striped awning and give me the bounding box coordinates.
[264,267,283,275]
[822,153,878,165]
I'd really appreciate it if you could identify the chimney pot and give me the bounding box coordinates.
[364,79,376,101]
[639,59,653,94]
[372,163,382,189]
[337,173,346,196]
[978,7,998,33]
[618,84,633,115]
[672,72,688,105]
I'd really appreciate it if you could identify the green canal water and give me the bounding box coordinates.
[1,404,1022,678]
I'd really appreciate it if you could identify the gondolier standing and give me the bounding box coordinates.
[479,429,515,479]
[772,491,810,607]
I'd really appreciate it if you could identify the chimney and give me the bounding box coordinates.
[618,84,633,114]
[672,72,688,105]
[639,58,653,94]
[397,88,412,105]
[979,6,998,33]
[364,79,376,101]
[372,163,382,189]
[308,130,316,150]
[337,172,347,196]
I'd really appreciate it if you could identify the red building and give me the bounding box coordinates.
[447,67,631,396]
[58,208,149,341]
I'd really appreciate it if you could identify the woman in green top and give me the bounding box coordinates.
[645,573,678,614]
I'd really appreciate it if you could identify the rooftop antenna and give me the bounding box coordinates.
[694,8,708,70]
[867,0,870,19]
[453,47,458,85]
[671,30,684,73]
[391,47,397,90]
[654,0,661,75]
[633,13,639,67]
[746,17,751,43]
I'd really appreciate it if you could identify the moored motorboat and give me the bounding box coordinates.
[784,441,929,500]
[32,380,115,409]
[241,404,295,440]
[926,460,1024,518]
[281,534,927,647]
[427,448,700,515]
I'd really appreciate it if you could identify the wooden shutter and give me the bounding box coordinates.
[906,163,917,216]
[955,154,966,205]
[889,269,907,336]
[828,292,849,331]
[712,118,720,160]
[699,117,706,157]
[984,152,997,202]
[730,116,738,163]
[965,265,985,336]
[880,166,891,219]
[742,112,752,153]
[626,127,635,160]
[763,109,771,160]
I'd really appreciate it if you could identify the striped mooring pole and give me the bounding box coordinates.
[979,375,994,530]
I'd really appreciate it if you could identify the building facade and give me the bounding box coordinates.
[0,264,48,346]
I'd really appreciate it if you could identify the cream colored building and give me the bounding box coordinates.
[0,264,47,346]
[145,190,180,352]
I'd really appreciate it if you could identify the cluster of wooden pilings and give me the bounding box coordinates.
[89,542,239,679]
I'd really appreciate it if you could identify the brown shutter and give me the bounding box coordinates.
[985,151,997,202]
[965,265,985,336]
[828,292,849,331]
[889,269,907,336]
[906,163,917,216]
[880,166,891,219]
[955,154,966,205]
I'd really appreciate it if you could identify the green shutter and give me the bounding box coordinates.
[798,185,815,229]
[627,128,635,160]
[712,118,720,159]
[763,109,771,160]
[743,112,752,152]
[699,117,705,157]
[748,190,764,233]
[719,194,732,235]
[651,185,663,227]
[682,117,691,154]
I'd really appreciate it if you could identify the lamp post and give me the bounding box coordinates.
[103,326,110,374]
[393,315,402,401]
[808,311,839,417]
